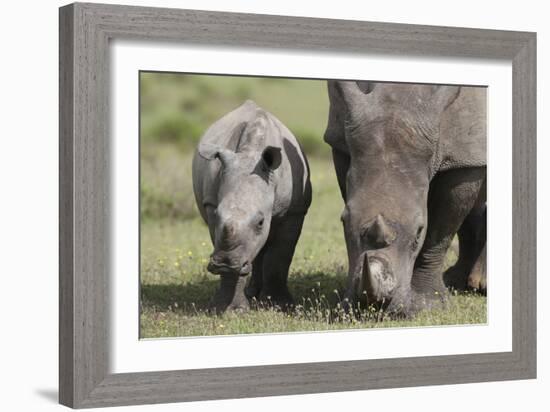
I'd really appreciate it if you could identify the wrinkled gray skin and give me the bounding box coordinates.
[193,100,312,313]
[324,81,486,316]
[444,203,487,294]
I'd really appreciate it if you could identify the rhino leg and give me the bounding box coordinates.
[259,214,306,310]
[209,274,249,313]
[411,168,486,309]
[467,243,487,294]
[443,206,486,291]
[245,248,265,301]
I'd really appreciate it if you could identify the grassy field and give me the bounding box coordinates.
[139,73,486,338]
[140,153,486,338]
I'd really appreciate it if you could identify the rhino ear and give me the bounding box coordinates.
[432,85,460,112]
[197,143,221,160]
[238,112,269,152]
[355,81,375,94]
[216,149,236,168]
[261,146,282,171]
[332,80,373,114]
[198,143,235,168]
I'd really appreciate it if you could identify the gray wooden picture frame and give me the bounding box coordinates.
[59,2,536,408]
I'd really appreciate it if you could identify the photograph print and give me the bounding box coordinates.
[139,72,487,338]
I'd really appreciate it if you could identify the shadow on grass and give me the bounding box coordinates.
[141,276,218,312]
[141,271,348,314]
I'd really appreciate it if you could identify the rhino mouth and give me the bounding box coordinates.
[207,260,251,276]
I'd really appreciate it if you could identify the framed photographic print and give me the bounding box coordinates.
[59,2,536,408]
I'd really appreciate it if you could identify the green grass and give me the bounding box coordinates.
[140,155,347,309]
[140,155,486,338]
[140,144,198,220]
[141,292,486,338]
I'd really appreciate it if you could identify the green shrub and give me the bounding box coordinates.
[292,128,330,158]
[140,143,199,221]
[142,111,204,148]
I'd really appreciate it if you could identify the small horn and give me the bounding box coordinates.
[364,214,396,249]
[218,222,236,248]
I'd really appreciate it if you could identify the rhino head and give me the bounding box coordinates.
[198,114,282,279]
[330,80,459,314]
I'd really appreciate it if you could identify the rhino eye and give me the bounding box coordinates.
[253,213,265,233]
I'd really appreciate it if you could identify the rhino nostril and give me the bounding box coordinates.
[210,254,230,267]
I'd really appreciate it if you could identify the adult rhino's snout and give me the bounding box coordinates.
[360,252,396,305]
[208,253,251,276]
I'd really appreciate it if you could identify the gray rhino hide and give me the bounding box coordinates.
[324,81,486,315]
[192,100,311,312]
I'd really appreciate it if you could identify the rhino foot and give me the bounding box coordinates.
[467,244,486,294]
[245,276,262,301]
[467,269,486,294]
[443,264,469,291]
[259,288,294,311]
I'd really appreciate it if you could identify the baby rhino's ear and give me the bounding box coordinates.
[197,143,221,160]
[198,143,236,168]
[261,146,282,170]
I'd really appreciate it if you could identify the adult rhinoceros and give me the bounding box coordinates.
[324,81,486,316]
[193,100,312,313]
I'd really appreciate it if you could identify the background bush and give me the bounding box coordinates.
[140,73,330,221]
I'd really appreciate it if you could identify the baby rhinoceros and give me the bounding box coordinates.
[192,100,312,313]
